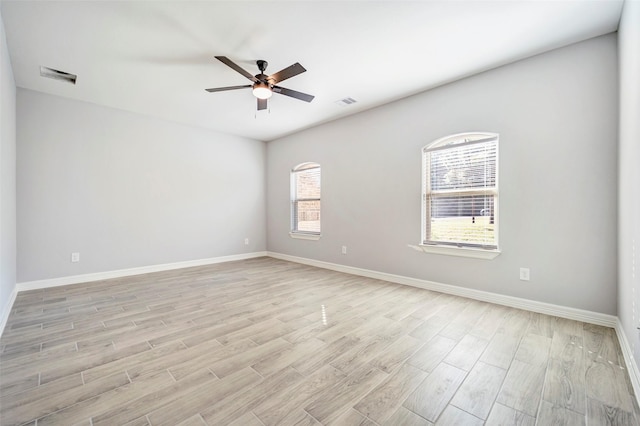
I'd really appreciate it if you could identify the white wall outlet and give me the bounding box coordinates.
[71,252,80,263]
[341,246,347,255]
[519,267,530,281]
[244,238,249,245]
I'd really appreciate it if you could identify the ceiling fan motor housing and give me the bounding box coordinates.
[256,60,268,73]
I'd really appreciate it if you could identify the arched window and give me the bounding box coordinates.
[422,133,498,250]
[291,162,321,236]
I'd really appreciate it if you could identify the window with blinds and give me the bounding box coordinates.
[422,133,498,249]
[291,163,321,234]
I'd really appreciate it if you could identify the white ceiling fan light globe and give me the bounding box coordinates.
[252,83,273,99]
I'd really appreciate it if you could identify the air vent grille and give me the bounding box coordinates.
[335,97,357,107]
[40,66,77,85]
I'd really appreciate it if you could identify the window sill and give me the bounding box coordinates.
[408,244,500,260]
[290,232,321,241]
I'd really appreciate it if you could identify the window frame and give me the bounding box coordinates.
[290,162,321,239]
[420,132,500,257]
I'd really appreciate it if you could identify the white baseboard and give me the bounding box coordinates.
[17,251,268,292]
[0,285,18,339]
[615,319,640,402]
[267,251,617,328]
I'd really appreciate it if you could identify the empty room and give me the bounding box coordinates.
[1,1,639,425]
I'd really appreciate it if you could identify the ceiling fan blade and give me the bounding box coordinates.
[257,98,268,110]
[269,63,306,84]
[273,86,315,103]
[205,85,252,93]
[215,56,258,82]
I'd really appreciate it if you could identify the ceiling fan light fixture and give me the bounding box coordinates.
[252,82,273,99]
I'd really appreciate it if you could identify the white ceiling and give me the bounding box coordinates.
[1,1,624,142]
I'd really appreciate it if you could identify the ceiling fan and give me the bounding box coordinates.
[206,56,314,111]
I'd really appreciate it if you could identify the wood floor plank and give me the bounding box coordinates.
[92,368,216,425]
[435,405,483,425]
[442,334,488,371]
[227,412,264,426]
[81,340,187,383]
[329,408,377,426]
[468,304,508,341]
[0,373,83,412]
[175,414,208,426]
[200,366,303,425]
[407,335,457,373]
[291,335,361,376]
[36,370,174,426]
[278,409,322,426]
[485,403,536,426]
[304,365,388,424]
[587,397,638,425]
[585,359,634,413]
[0,371,130,426]
[209,337,291,378]
[254,364,346,426]
[496,359,546,416]
[450,361,507,420]
[543,357,586,415]
[537,400,585,426]
[382,407,433,426]
[402,362,467,422]
[513,333,552,367]
[353,363,427,424]
[438,301,488,341]
[39,341,151,385]
[166,338,257,381]
[479,331,521,369]
[146,367,262,426]
[370,334,424,374]
[0,257,635,426]
[251,337,324,377]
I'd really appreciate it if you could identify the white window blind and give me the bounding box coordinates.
[423,134,498,249]
[291,163,321,234]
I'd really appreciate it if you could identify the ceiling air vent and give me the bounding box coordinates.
[335,97,357,107]
[40,66,77,85]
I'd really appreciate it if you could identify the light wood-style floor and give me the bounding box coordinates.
[0,257,638,426]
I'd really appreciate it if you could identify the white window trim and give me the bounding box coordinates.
[291,162,321,237]
[408,244,500,260]
[289,232,322,240]
[421,132,499,253]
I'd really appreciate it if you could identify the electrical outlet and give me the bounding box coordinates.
[341,246,347,255]
[519,267,530,281]
[244,238,249,245]
[71,252,80,263]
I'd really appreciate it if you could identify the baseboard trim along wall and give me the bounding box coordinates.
[16,251,268,292]
[0,286,18,340]
[615,319,640,403]
[267,251,618,328]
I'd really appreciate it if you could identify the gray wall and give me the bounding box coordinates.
[617,0,640,373]
[17,90,266,282]
[267,34,618,315]
[1,10,17,321]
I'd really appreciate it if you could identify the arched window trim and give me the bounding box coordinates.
[417,132,500,258]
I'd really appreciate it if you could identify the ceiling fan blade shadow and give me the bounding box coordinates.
[205,85,252,93]
[215,56,258,82]
[257,98,268,110]
[272,86,314,103]
[269,63,306,84]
